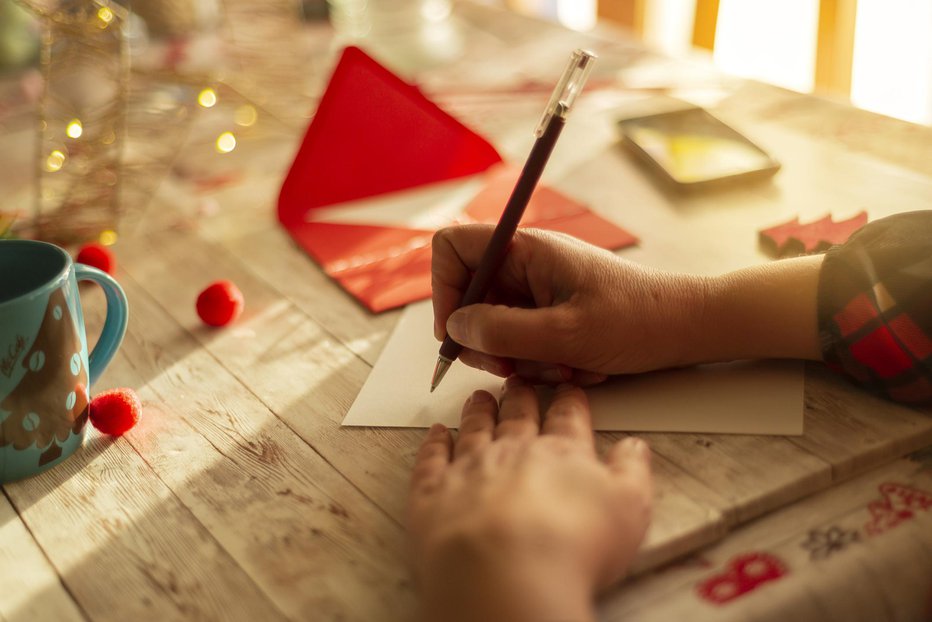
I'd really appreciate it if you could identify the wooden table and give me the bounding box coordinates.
[1,3,931,620]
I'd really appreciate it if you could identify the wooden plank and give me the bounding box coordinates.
[713,81,932,178]
[0,492,85,622]
[218,225,399,367]
[3,428,286,621]
[638,431,832,525]
[95,269,416,621]
[791,363,932,481]
[114,230,419,524]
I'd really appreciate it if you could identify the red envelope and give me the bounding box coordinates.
[278,46,637,313]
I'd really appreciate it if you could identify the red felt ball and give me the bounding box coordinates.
[75,243,115,275]
[196,280,244,327]
[90,388,141,436]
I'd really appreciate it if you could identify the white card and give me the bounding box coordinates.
[343,301,804,435]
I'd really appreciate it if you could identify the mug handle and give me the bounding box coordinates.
[75,264,128,386]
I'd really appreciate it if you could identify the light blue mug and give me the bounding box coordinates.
[0,240,127,483]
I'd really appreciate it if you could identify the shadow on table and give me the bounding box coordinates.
[2,348,418,621]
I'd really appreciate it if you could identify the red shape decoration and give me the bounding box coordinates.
[196,280,245,327]
[759,211,868,257]
[90,388,141,436]
[864,482,932,536]
[695,552,788,605]
[76,243,116,275]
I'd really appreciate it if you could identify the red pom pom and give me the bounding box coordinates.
[90,388,141,436]
[75,243,115,275]
[196,280,244,327]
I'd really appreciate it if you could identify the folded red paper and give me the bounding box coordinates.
[278,46,637,312]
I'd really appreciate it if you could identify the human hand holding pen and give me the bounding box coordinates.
[430,48,596,391]
[431,225,824,385]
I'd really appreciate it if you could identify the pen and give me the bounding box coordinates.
[431,48,597,392]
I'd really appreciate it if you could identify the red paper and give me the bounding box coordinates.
[759,212,868,257]
[278,46,637,312]
[278,45,502,225]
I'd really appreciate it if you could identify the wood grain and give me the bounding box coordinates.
[1,3,931,619]
[4,431,286,621]
[791,364,932,480]
[99,272,417,621]
[115,229,420,525]
[0,493,85,622]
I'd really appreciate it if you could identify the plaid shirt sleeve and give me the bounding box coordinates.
[818,211,932,404]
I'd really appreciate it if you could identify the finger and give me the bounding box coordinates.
[410,423,453,493]
[605,437,654,525]
[494,376,541,439]
[454,390,498,459]
[431,225,535,341]
[512,361,608,387]
[459,349,514,378]
[513,360,572,385]
[542,384,594,445]
[431,225,495,341]
[568,369,609,387]
[606,436,652,481]
[446,303,574,363]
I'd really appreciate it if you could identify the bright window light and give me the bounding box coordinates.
[851,0,932,125]
[714,0,820,93]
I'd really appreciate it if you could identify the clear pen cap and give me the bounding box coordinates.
[534,49,597,137]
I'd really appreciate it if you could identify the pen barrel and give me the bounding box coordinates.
[439,115,566,362]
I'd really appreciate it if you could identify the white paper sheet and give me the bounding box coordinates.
[306,176,483,229]
[343,301,804,435]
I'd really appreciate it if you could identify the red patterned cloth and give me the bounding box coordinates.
[818,211,932,404]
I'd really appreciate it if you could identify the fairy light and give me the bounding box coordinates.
[66,119,83,139]
[198,88,217,108]
[97,6,114,27]
[215,131,236,153]
[99,229,118,245]
[45,150,65,172]
[234,104,257,127]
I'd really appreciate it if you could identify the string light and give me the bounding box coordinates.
[216,132,236,153]
[198,88,217,108]
[66,119,83,139]
[97,6,114,27]
[45,150,65,172]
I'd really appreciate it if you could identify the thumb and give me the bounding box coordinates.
[445,303,574,363]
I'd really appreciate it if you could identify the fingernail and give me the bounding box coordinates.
[446,311,468,343]
[541,367,569,384]
[428,423,447,436]
[470,390,493,404]
[621,437,649,461]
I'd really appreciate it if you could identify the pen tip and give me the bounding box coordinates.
[430,357,452,393]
